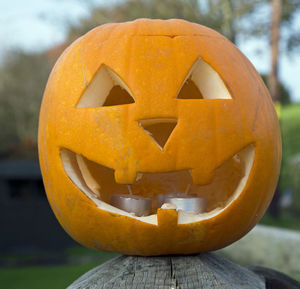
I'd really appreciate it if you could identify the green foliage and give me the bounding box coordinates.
[204,0,264,43]
[281,104,300,157]
[69,0,300,50]
[0,50,51,159]
[65,246,119,263]
[282,0,300,51]
[280,104,300,215]
[260,212,300,230]
[68,0,203,40]
[68,0,263,44]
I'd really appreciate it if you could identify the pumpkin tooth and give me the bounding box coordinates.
[114,169,137,184]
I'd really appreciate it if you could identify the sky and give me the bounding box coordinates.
[0,0,299,102]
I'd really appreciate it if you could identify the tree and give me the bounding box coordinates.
[261,74,291,105]
[1,0,299,161]
[68,0,263,45]
[268,0,281,104]
[0,51,51,159]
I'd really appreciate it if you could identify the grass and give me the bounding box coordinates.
[0,248,119,289]
[280,103,300,186]
[0,263,98,289]
[0,247,119,289]
[281,103,300,158]
[65,246,119,264]
[279,103,300,215]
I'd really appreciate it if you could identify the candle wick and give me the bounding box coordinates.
[127,185,133,195]
[184,183,191,195]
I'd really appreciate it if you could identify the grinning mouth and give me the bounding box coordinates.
[61,144,255,224]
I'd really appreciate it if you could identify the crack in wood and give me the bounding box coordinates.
[66,253,300,289]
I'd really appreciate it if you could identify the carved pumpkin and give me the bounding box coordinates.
[38,19,281,255]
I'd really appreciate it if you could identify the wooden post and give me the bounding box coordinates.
[66,252,300,289]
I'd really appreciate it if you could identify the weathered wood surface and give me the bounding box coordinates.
[67,253,269,289]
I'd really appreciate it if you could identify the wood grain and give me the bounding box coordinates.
[67,253,266,289]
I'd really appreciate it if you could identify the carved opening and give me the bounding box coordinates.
[177,79,204,99]
[103,86,134,106]
[61,144,255,225]
[177,57,232,100]
[76,65,134,108]
[138,118,177,150]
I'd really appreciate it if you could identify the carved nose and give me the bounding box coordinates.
[138,118,177,150]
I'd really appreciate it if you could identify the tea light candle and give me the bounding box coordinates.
[164,197,206,214]
[157,193,197,209]
[110,194,152,217]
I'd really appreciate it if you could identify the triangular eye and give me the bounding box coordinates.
[177,57,231,100]
[177,79,204,99]
[77,65,134,108]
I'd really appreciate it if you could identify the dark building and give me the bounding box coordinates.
[0,160,74,254]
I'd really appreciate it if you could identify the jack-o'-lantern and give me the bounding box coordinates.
[38,19,281,256]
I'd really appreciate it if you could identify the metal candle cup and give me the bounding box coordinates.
[110,194,152,217]
[157,193,197,209]
[164,197,206,214]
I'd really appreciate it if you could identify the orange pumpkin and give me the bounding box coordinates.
[38,19,281,255]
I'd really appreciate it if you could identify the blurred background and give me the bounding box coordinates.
[0,0,299,288]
